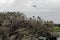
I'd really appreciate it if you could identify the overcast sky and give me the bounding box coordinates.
[0,0,60,23]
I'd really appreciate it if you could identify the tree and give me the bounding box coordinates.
[0,12,55,40]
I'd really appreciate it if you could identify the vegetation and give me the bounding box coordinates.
[0,12,55,40]
[53,27,60,32]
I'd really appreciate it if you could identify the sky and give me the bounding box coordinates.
[0,0,60,23]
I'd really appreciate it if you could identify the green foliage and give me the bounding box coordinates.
[53,27,60,32]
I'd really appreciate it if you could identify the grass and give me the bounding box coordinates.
[53,27,60,32]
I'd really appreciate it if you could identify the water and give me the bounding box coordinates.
[52,32,60,40]
[57,32,60,40]
[57,37,60,40]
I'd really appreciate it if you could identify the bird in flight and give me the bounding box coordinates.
[33,5,37,8]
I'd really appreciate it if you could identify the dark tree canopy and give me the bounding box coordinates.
[0,12,54,40]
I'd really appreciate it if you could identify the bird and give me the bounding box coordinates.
[33,5,37,8]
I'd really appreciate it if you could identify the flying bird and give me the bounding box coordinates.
[33,5,37,8]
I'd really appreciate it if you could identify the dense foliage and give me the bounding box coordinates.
[0,12,54,40]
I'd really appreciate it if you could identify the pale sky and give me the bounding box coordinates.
[0,0,60,23]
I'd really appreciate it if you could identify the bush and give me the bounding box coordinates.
[0,12,54,40]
